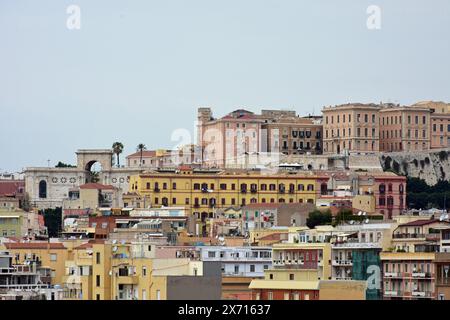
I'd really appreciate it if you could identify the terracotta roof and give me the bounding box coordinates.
[0,181,25,197]
[79,183,115,190]
[74,243,93,250]
[74,240,104,250]
[258,233,283,241]
[399,219,446,227]
[126,150,156,158]
[4,242,66,250]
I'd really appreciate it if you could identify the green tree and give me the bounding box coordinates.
[136,143,147,167]
[112,142,124,168]
[306,209,332,229]
[55,161,76,168]
[41,207,62,238]
[334,208,354,225]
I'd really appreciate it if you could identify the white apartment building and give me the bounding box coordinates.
[199,246,272,277]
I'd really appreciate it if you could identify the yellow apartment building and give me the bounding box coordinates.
[3,242,70,286]
[129,168,326,236]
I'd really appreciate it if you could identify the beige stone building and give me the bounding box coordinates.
[413,101,450,149]
[197,108,322,168]
[322,103,381,154]
[323,101,450,154]
[379,105,431,152]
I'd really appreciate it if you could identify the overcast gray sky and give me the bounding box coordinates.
[1,0,450,172]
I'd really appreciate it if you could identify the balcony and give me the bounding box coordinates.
[393,233,426,239]
[411,291,434,298]
[384,272,400,278]
[334,276,352,281]
[116,275,139,285]
[384,290,400,297]
[332,260,353,266]
[412,272,433,278]
[153,188,160,193]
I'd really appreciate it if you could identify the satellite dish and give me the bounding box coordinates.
[112,246,118,252]
[364,219,369,224]
[112,240,117,244]
[349,220,355,225]
[357,211,362,216]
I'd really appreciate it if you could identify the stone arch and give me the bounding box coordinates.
[76,149,113,172]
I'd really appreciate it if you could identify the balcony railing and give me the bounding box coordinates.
[384,290,400,297]
[393,233,426,239]
[411,291,435,298]
[332,260,353,266]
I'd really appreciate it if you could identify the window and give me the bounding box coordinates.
[39,180,47,198]
[156,290,161,300]
[269,274,273,280]
[50,253,57,261]
[289,274,294,280]
[96,275,100,287]
[250,265,255,272]
[208,251,216,258]
[96,294,100,300]
[143,266,147,276]
[268,292,273,300]
[96,252,101,264]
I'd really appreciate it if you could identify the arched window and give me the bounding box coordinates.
[39,180,47,198]
[250,198,257,203]
[388,183,393,192]
[298,184,305,191]
[307,184,314,191]
[260,184,267,191]
[379,184,386,194]
[399,184,404,194]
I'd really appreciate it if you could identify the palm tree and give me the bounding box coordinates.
[136,143,146,167]
[112,142,124,168]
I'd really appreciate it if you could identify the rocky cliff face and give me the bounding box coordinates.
[380,149,450,185]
